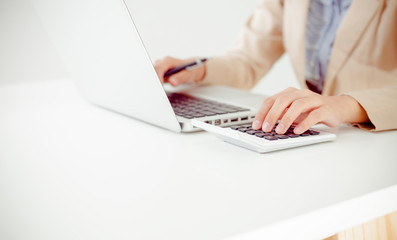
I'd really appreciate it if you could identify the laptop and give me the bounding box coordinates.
[31,0,335,152]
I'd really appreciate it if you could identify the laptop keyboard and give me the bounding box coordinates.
[230,123,320,141]
[167,93,250,119]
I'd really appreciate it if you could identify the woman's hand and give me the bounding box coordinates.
[154,56,206,86]
[252,87,369,134]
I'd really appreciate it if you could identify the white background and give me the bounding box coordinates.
[0,0,298,95]
[1,2,397,239]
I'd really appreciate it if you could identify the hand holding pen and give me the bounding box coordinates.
[154,57,208,86]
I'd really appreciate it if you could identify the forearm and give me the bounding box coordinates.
[201,55,268,90]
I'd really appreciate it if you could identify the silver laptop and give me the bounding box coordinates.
[31,0,335,152]
[31,0,259,132]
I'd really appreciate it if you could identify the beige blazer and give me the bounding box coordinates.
[202,0,397,132]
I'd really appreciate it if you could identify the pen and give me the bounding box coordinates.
[164,58,208,78]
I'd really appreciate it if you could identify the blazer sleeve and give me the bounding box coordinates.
[345,83,397,132]
[201,0,285,90]
[341,1,397,132]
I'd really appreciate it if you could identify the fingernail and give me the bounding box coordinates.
[276,123,284,133]
[252,120,261,129]
[294,126,303,134]
[262,121,271,132]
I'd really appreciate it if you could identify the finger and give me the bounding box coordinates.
[276,97,322,134]
[292,111,310,125]
[154,57,178,84]
[252,87,297,130]
[277,107,289,121]
[262,89,314,132]
[155,57,195,84]
[252,96,276,129]
[294,108,326,134]
[167,69,196,86]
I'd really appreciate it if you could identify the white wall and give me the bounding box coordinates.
[0,0,298,95]
[0,0,68,84]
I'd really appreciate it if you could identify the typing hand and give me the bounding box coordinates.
[252,87,369,135]
[154,56,206,86]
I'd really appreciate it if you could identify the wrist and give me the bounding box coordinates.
[195,64,206,83]
[338,95,369,124]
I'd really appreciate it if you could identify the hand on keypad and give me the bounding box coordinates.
[231,123,319,141]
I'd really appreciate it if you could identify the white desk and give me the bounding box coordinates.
[1,80,397,240]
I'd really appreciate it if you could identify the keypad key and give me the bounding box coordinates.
[254,133,267,138]
[287,133,300,138]
[263,136,278,141]
[245,130,257,135]
[309,130,320,135]
[238,127,249,132]
[286,128,295,134]
[275,134,289,139]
